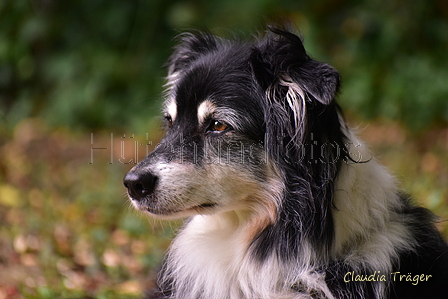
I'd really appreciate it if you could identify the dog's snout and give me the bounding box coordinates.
[123,171,158,201]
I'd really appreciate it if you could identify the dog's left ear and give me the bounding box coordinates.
[250,27,340,106]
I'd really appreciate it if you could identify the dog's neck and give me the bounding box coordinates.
[164,211,333,299]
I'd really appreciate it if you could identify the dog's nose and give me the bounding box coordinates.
[123,171,158,201]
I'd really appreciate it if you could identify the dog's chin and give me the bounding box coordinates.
[132,200,219,220]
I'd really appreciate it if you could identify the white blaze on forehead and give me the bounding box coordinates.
[166,100,177,121]
[197,100,216,125]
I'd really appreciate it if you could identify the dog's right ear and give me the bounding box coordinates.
[167,32,219,78]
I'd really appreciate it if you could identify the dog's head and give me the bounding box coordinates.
[124,28,347,225]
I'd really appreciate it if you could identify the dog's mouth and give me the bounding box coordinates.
[195,203,218,209]
[141,202,218,217]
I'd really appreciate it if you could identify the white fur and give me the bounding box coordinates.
[279,76,307,141]
[266,76,307,145]
[166,100,177,122]
[197,100,216,125]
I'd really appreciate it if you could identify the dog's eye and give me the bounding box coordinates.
[164,113,173,128]
[209,120,229,132]
[213,121,227,131]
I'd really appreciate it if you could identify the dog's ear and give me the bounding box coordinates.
[294,60,340,106]
[250,27,343,161]
[167,32,219,77]
[250,27,340,106]
[250,28,346,254]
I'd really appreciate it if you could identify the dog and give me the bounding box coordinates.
[123,27,448,299]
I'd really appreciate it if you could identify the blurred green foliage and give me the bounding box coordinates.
[1,0,447,131]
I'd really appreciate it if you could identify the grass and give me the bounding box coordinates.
[0,117,447,298]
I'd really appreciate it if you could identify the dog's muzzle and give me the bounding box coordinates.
[123,171,158,201]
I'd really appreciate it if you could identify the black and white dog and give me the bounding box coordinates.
[123,27,448,299]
